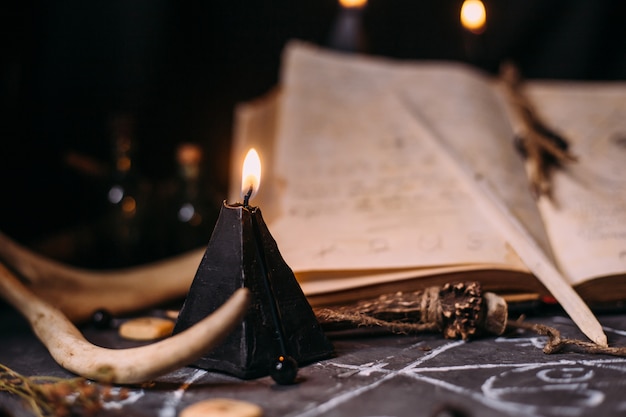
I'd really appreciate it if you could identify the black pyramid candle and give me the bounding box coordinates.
[173,149,334,383]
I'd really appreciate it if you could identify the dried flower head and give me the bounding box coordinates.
[0,364,127,417]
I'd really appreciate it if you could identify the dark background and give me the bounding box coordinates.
[1,0,625,267]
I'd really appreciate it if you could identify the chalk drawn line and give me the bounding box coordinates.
[289,335,626,417]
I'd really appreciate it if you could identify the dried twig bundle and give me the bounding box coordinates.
[0,363,127,417]
[315,282,508,340]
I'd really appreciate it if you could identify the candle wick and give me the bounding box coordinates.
[243,186,253,208]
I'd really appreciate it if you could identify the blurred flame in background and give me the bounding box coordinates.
[460,0,487,34]
[339,0,367,9]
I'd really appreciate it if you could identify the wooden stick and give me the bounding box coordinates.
[0,261,250,384]
[400,104,607,347]
[0,231,202,323]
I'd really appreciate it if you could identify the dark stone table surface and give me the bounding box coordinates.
[2,305,626,417]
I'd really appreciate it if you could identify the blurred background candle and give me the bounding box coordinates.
[460,0,487,65]
[329,0,368,52]
[461,0,486,35]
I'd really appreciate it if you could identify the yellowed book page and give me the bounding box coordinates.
[525,82,626,284]
[269,42,528,273]
[298,263,531,297]
[398,66,554,263]
[229,87,530,297]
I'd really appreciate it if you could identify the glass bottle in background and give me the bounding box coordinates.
[169,142,214,253]
[103,114,147,266]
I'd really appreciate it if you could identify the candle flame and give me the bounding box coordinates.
[339,0,367,9]
[460,0,486,34]
[241,148,261,201]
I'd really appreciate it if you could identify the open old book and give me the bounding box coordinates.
[228,41,626,308]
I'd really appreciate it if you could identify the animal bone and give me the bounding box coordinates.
[0,231,202,323]
[0,261,250,384]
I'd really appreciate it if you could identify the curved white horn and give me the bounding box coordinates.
[0,231,202,322]
[0,262,250,384]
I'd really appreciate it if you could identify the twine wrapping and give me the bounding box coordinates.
[315,280,626,357]
[315,282,508,340]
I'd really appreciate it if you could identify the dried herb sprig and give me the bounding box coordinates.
[0,364,128,417]
[500,61,578,199]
